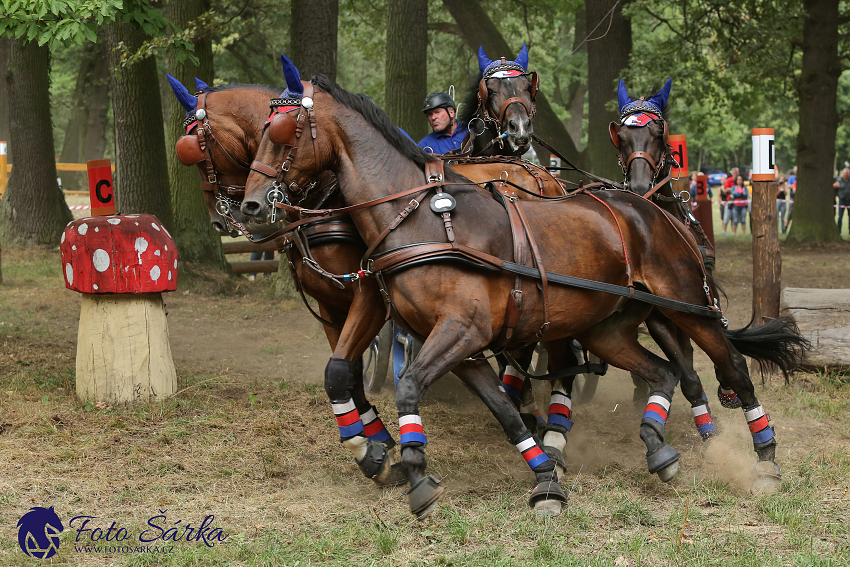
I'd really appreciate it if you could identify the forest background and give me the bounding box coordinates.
[1,0,849,269]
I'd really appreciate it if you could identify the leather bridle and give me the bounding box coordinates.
[610,110,681,201]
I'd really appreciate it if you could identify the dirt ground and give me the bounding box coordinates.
[1,237,849,565]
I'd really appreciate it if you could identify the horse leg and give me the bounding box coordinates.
[453,359,568,516]
[537,338,578,481]
[321,292,398,486]
[575,315,686,483]
[395,319,563,518]
[661,311,783,493]
[498,345,544,434]
[645,311,718,441]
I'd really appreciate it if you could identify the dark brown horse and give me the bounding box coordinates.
[240,74,806,518]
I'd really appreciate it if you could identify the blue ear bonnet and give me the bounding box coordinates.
[194,77,210,92]
[166,74,198,118]
[618,78,672,119]
[478,43,529,77]
[279,54,304,100]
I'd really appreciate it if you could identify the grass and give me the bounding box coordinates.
[1,247,849,566]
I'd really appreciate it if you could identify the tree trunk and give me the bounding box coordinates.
[0,40,72,248]
[0,39,10,144]
[290,0,339,82]
[441,0,581,164]
[105,20,172,227]
[585,0,631,181]
[385,0,428,141]
[83,46,110,161]
[60,43,100,163]
[787,0,841,243]
[164,0,229,268]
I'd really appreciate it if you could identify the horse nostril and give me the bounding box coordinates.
[507,119,519,134]
[241,200,261,216]
[211,222,225,233]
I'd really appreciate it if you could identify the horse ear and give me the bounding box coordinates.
[280,54,303,95]
[609,121,621,149]
[649,78,673,111]
[166,74,198,112]
[194,77,209,92]
[617,79,632,113]
[515,43,528,71]
[478,46,493,75]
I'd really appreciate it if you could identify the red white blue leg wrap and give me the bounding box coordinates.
[522,401,546,425]
[399,413,427,447]
[690,401,717,438]
[514,431,551,471]
[718,386,740,409]
[501,365,525,398]
[643,392,672,431]
[359,406,394,446]
[332,399,364,439]
[744,403,775,446]
[547,390,573,431]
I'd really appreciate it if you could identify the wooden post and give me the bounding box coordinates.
[693,174,715,247]
[0,141,7,197]
[751,128,781,323]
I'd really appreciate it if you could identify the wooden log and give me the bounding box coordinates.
[752,180,781,324]
[780,288,850,367]
[220,240,280,255]
[76,293,177,403]
[229,260,279,274]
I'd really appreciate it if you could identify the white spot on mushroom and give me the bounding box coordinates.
[151,222,160,231]
[126,215,139,218]
[173,260,177,269]
[93,249,111,272]
[93,284,98,290]
[72,245,76,251]
[61,232,65,243]
[164,245,168,251]
[94,227,99,232]
[78,223,88,235]
[107,218,121,225]
[135,222,139,226]
[163,226,172,238]
[154,250,161,256]
[168,271,172,281]
[150,265,161,281]
[125,266,129,272]
[65,264,73,285]
[135,237,148,253]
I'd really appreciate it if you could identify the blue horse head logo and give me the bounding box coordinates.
[17,506,64,559]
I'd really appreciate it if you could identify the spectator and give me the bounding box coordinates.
[834,167,850,235]
[720,181,733,235]
[776,177,788,234]
[689,171,698,203]
[730,175,749,235]
[786,166,797,232]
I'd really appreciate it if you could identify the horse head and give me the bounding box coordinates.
[459,44,538,157]
[609,78,673,196]
[166,74,281,236]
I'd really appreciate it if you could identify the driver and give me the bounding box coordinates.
[417,92,466,154]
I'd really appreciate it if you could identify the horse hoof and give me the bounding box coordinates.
[656,459,680,483]
[377,463,409,487]
[647,443,680,481]
[533,499,563,516]
[357,440,391,483]
[408,475,445,520]
[528,480,568,515]
[750,461,782,495]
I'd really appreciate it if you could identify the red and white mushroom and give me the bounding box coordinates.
[60,214,178,404]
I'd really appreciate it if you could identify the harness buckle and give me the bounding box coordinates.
[428,173,443,183]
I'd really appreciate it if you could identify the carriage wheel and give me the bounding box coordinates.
[363,322,393,393]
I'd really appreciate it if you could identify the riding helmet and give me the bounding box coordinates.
[422,91,455,113]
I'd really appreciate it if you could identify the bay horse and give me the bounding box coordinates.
[240,74,806,518]
[165,64,566,487]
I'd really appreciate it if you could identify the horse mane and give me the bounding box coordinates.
[457,73,482,125]
[311,74,437,169]
[205,83,282,94]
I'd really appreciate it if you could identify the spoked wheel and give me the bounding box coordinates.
[363,322,393,393]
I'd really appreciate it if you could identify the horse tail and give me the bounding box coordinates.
[723,315,811,382]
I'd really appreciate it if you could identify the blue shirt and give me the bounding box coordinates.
[417,123,467,155]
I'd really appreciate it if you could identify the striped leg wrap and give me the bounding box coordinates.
[718,386,740,409]
[547,390,573,431]
[360,406,394,446]
[521,401,546,425]
[399,413,427,447]
[691,402,717,438]
[514,432,551,471]
[643,392,672,434]
[501,365,525,398]
[332,399,364,440]
[744,404,775,446]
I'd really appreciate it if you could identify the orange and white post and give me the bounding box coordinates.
[0,141,7,197]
